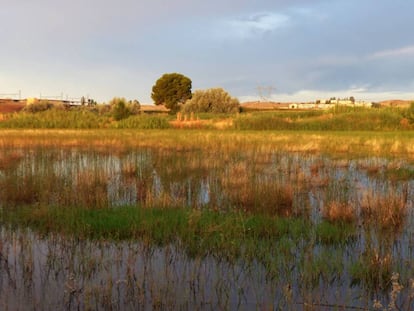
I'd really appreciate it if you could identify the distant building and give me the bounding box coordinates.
[315,98,373,109]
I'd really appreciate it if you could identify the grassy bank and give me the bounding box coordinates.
[234,106,414,131]
[0,104,413,130]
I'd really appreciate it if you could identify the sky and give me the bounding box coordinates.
[1,0,414,103]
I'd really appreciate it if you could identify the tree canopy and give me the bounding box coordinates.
[151,73,192,112]
[181,88,240,113]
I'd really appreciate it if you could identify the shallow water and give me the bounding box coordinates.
[0,147,413,309]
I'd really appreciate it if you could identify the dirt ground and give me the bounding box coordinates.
[379,99,412,108]
[0,100,25,114]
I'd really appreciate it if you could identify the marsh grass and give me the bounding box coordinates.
[361,187,408,231]
[220,162,294,215]
[317,223,357,247]
[321,176,357,224]
[4,205,312,261]
[322,201,356,224]
[351,249,393,292]
[1,129,413,159]
[0,130,413,309]
[0,151,23,170]
[384,167,414,181]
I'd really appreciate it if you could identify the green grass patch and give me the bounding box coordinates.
[2,205,321,261]
[0,109,171,129]
[112,115,171,129]
[315,221,357,245]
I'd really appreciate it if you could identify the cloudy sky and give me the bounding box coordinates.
[1,0,414,103]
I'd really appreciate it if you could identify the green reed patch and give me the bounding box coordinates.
[2,205,320,260]
[0,109,171,129]
[315,221,357,245]
[113,115,171,129]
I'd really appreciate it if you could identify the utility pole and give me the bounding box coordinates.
[256,85,276,102]
[256,86,276,102]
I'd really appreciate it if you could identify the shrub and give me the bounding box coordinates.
[109,97,140,121]
[22,100,65,113]
[402,102,414,123]
[109,97,130,121]
[127,100,140,115]
[182,88,240,113]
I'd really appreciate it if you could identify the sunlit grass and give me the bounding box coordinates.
[1,129,413,159]
[0,127,413,309]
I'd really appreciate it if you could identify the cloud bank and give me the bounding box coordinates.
[1,0,413,102]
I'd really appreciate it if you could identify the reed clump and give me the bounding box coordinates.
[361,188,408,231]
[74,170,109,209]
[322,201,356,223]
[0,174,40,206]
[220,162,294,215]
[321,177,356,223]
[351,250,393,292]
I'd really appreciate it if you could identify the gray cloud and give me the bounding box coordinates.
[219,12,290,39]
[1,0,414,102]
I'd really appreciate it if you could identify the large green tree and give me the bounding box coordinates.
[151,73,192,112]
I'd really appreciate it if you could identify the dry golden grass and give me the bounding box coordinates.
[310,160,325,176]
[75,170,109,208]
[220,162,294,215]
[121,162,137,178]
[0,129,413,160]
[379,99,412,108]
[322,201,356,223]
[361,189,408,230]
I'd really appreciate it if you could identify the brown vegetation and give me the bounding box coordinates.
[0,152,23,170]
[241,101,290,111]
[379,99,412,108]
[0,100,25,114]
[361,189,408,230]
[322,201,356,223]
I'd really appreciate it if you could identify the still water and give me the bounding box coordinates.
[0,147,413,310]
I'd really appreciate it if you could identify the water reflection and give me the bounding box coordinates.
[0,147,413,309]
[1,227,413,310]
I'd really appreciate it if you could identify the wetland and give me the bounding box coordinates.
[0,130,413,310]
